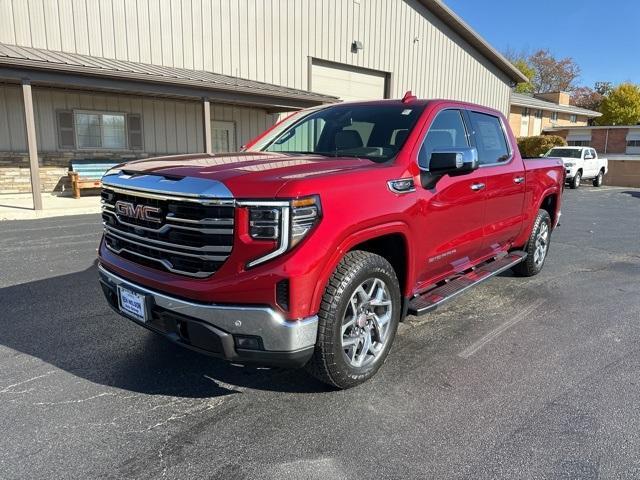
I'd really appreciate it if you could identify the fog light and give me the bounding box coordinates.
[234,335,263,350]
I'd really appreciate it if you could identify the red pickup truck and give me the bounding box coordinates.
[98,96,564,388]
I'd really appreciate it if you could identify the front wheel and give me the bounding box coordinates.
[306,251,401,389]
[570,171,582,189]
[593,170,604,187]
[512,209,552,277]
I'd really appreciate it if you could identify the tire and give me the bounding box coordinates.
[570,171,582,189]
[306,250,401,389]
[512,209,552,277]
[592,170,604,187]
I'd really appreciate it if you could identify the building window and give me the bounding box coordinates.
[75,111,126,149]
[569,114,578,123]
[522,108,530,117]
[535,110,543,119]
[568,140,590,146]
[551,112,559,122]
[627,140,640,147]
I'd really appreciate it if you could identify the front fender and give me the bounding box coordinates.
[309,221,413,315]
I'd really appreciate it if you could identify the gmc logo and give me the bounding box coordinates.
[115,200,163,224]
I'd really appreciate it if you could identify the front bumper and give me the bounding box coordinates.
[98,265,317,368]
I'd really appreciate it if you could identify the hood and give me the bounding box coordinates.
[117,152,377,197]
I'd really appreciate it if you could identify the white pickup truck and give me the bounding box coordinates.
[543,146,608,189]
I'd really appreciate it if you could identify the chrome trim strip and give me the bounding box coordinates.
[104,229,229,261]
[103,225,232,253]
[103,184,235,206]
[246,206,290,268]
[104,243,215,278]
[102,172,235,200]
[99,265,319,351]
[236,200,291,207]
[165,213,234,226]
[102,209,233,235]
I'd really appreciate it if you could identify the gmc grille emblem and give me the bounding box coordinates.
[115,200,163,224]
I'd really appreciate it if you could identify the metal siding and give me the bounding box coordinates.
[4,84,26,151]
[0,0,513,127]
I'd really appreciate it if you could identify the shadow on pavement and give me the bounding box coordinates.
[0,262,329,398]
[622,190,640,199]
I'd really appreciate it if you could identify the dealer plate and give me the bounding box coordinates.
[118,285,147,323]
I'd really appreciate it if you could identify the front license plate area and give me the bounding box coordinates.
[118,285,147,323]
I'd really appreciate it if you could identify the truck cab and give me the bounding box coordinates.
[544,146,608,189]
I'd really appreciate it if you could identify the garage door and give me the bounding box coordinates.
[310,62,387,101]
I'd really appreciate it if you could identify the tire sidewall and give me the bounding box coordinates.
[529,210,551,274]
[572,172,581,189]
[328,259,401,384]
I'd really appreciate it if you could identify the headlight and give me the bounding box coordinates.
[243,195,321,268]
[565,162,575,167]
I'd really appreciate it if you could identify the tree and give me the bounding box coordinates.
[512,59,535,93]
[597,83,640,126]
[528,49,581,93]
[517,135,566,158]
[571,86,604,111]
[504,48,581,94]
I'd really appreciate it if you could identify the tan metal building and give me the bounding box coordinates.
[0,0,525,208]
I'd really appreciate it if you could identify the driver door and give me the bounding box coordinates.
[415,109,487,285]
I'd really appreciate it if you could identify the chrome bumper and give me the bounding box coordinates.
[98,265,318,358]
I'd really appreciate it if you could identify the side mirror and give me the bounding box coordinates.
[420,147,479,188]
[539,154,545,157]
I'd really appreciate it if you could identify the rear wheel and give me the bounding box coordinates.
[512,209,551,277]
[306,251,401,389]
[593,170,604,187]
[570,171,582,189]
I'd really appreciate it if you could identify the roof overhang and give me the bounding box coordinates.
[511,95,602,118]
[419,0,528,84]
[0,43,337,112]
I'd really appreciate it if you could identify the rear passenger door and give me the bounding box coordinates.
[465,110,526,257]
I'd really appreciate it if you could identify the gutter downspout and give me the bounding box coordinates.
[604,129,609,154]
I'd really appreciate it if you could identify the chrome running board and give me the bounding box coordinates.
[408,251,527,316]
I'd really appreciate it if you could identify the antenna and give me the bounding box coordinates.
[402,91,417,103]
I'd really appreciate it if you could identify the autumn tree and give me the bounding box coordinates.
[505,48,581,94]
[528,49,581,93]
[571,82,613,111]
[597,83,640,126]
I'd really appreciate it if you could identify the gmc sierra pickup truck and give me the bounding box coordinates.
[98,95,565,389]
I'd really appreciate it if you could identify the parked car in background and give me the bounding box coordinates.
[98,97,565,389]
[544,146,608,189]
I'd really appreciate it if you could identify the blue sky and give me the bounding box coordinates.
[445,0,639,87]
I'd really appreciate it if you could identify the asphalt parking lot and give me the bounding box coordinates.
[1,186,639,479]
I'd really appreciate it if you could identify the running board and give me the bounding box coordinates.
[408,251,527,316]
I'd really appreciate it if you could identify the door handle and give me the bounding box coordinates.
[470,182,485,191]
[514,176,525,184]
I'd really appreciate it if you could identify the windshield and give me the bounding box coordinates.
[249,104,426,162]
[546,148,583,159]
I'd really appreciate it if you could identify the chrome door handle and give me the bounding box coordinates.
[470,183,485,191]
[514,176,525,184]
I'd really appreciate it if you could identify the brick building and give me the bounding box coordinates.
[547,126,640,187]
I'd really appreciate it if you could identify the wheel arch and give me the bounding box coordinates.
[310,222,413,317]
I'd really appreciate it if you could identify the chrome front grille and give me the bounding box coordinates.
[101,188,235,278]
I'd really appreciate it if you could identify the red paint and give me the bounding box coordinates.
[99,99,564,320]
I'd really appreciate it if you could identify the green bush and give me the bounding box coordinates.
[517,135,566,158]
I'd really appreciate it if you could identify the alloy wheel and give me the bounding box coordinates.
[533,221,549,267]
[341,278,393,368]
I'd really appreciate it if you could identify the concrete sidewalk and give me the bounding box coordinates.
[0,192,101,220]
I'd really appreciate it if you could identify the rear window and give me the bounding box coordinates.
[468,111,510,165]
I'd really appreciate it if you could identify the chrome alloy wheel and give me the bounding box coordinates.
[533,221,549,267]
[341,278,393,368]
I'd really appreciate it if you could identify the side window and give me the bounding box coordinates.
[468,111,510,165]
[418,109,469,169]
